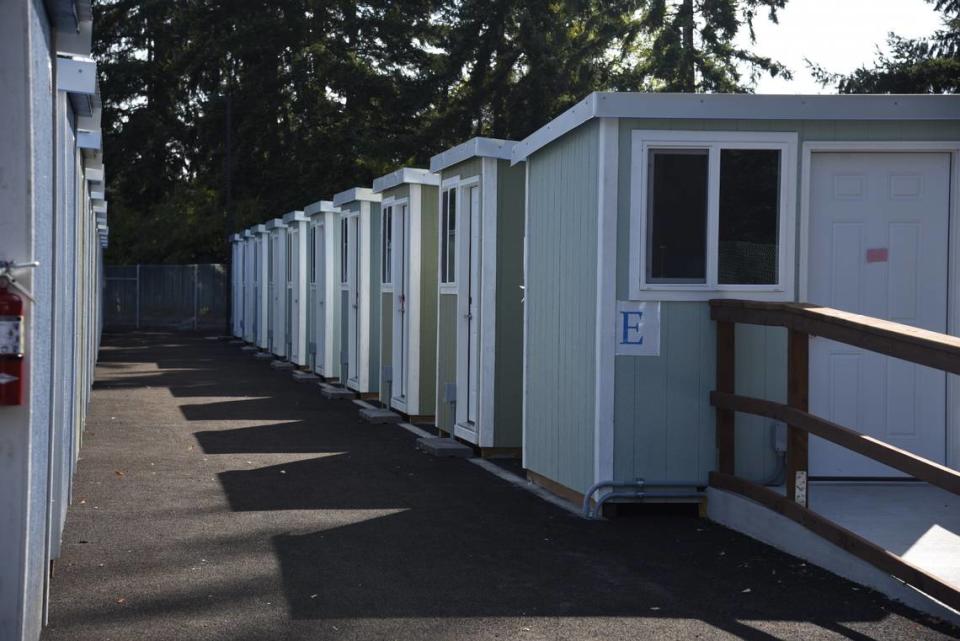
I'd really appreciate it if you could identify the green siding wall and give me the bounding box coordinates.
[382,184,411,202]
[492,160,526,447]
[418,185,440,416]
[366,202,382,393]
[611,117,960,484]
[435,293,458,431]
[525,120,600,494]
[441,158,482,182]
[379,294,393,405]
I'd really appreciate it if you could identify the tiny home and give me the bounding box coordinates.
[242,229,258,345]
[332,187,383,397]
[372,168,441,420]
[515,92,960,499]
[304,200,343,380]
[252,224,270,350]
[230,234,244,338]
[282,210,309,366]
[264,217,289,358]
[429,138,526,453]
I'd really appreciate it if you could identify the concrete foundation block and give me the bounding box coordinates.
[416,437,473,458]
[292,370,319,381]
[253,351,274,359]
[359,407,402,424]
[270,360,295,370]
[319,383,355,400]
[240,345,259,351]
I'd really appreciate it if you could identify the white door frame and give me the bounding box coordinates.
[309,218,324,373]
[799,140,960,471]
[389,198,410,412]
[344,210,361,388]
[455,176,482,441]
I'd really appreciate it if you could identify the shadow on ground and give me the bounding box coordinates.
[40,331,959,641]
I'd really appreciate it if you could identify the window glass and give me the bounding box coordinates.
[340,219,348,284]
[382,206,393,284]
[308,226,316,284]
[647,150,708,283]
[718,149,780,284]
[286,232,292,281]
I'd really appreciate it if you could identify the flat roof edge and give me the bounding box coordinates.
[372,167,440,193]
[304,199,339,216]
[333,187,382,207]
[512,92,960,162]
[430,137,518,173]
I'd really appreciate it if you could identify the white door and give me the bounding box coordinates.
[809,152,951,477]
[347,216,360,385]
[456,185,482,434]
[393,204,409,406]
[313,222,326,373]
[268,233,277,349]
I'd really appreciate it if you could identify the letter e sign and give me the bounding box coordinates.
[616,301,660,356]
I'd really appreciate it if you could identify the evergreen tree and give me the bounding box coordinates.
[636,0,790,92]
[812,0,959,93]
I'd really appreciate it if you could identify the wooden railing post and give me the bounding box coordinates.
[787,329,809,506]
[716,320,736,475]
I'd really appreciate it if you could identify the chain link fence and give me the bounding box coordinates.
[104,264,227,331]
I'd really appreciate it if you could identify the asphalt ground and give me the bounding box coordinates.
[41,331,960,640]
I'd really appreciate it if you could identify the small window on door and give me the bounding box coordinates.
[340,218,348,284]
[286,232,293,282]
[382,206,393,285]
[440,188,456,284]
[308,226,317,284]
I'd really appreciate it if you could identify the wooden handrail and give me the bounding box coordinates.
[709,298,960,609]
[710,300,960,375]
[710,472,960,613]
[711,391,960,496]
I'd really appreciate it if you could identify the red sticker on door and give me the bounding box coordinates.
[866,248,888,263]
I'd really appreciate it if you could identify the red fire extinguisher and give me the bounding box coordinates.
[0,281,24,405]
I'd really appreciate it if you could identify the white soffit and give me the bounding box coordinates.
[264,218,286,230]
[372,167,440,193]
[511,92,960,163]
[430,137,517,173]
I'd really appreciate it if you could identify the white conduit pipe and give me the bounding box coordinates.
[582,479,706,519]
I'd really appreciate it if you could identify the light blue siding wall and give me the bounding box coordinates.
[525,121,599,494]
[612,117,960,484]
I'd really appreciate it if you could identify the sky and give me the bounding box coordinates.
[742,0,945,94]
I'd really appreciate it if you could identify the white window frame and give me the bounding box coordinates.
[629,130,798,301]
[381,199,395,290]
[340,215,350,288]
[439,176,469,293]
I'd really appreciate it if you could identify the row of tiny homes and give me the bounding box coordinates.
[229,138,527,454]
[230,92,960,504]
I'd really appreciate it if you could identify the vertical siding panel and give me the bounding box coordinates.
[525,122,599,492]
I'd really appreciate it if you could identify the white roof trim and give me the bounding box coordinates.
[252,224,267,234]
[243,230,254,238]
[230,234,242,242]
[372,167,439,193]
[264,218,287,230]
[304,199,339,217]
[333,187,381,207]
[282,210,307,224]
[430,137,517,173]
[511,92,960,163]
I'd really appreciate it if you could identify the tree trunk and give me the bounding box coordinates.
[681,0,696,91]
